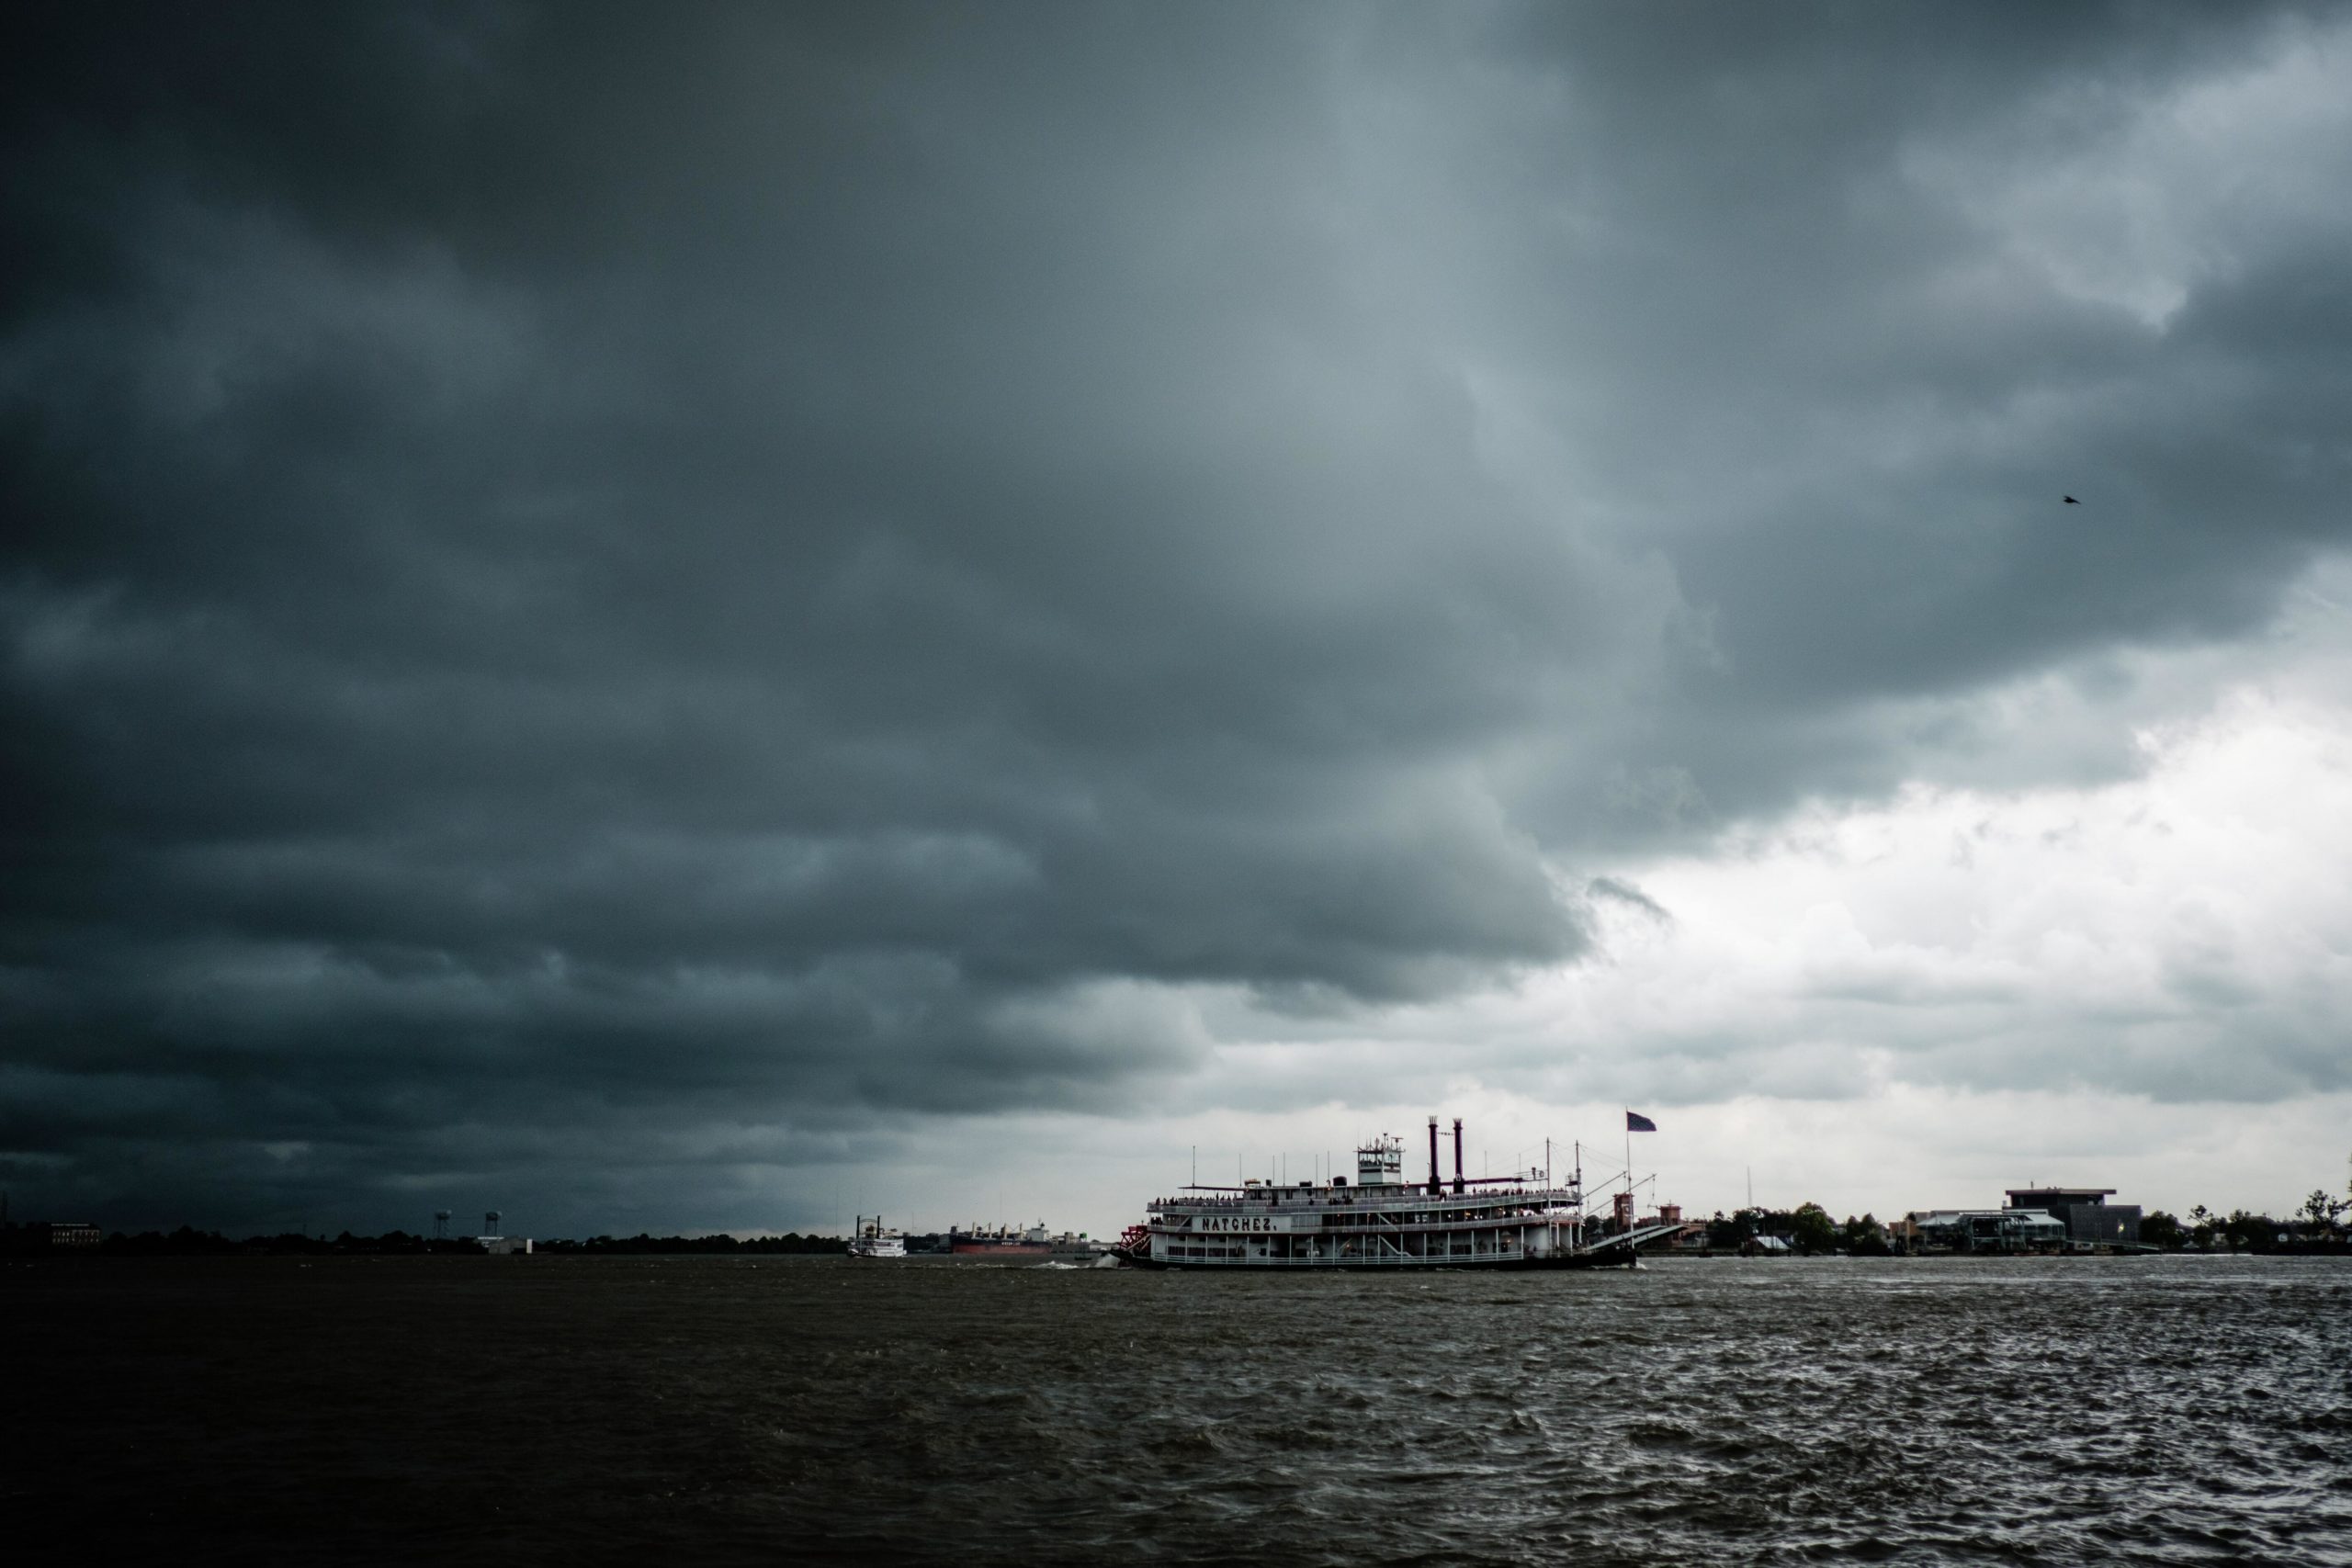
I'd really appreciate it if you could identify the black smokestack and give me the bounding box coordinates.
[1453,1118,1464,1194]
[1427,1116,1440,1195]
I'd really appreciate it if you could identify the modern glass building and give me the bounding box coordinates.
[2005,1187,2143,1245]
[1902,1209,2069,1253]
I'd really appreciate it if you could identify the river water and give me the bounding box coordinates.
[9,1253,2349,1564]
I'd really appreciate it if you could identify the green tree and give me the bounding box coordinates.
[1790,1202,1838,1255]
[2140,1211,2185,1249]
[2222,1209,2268,1253]
[1705,1209,1757,1248]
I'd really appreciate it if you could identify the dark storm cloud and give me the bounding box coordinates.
[4,3,2346,1230]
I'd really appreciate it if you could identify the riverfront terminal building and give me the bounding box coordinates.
[1893,1185,2143,1253]
[2005,1187,2142,1246]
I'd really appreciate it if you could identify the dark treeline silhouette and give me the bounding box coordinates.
[2145,1200,2351,1254]
[536,1233,847,1255]
[1695,1202,2352,1257]
[3,1224,487,1257]
[2,1222,849,1258]
[1702,1205,1892,1255]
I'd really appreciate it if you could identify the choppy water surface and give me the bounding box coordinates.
[10,1254,2350,1564]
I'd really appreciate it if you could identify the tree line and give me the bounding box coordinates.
[536,1233,848,1255]
[2140,1190,2349,1253]
[1690,1190,2352,1256]
[0,1222,849,1257]
[1702,1203,1891,1255]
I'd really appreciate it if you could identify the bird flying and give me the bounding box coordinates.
[2064,495,2080,504]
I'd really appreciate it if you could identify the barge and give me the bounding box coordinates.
[948,1224,1110,1265]
[1118,1116,1679,1270]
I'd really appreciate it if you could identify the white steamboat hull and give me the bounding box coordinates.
[1129,1189,1680,1271]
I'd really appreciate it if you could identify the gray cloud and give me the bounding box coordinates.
[5,3,2348,1232]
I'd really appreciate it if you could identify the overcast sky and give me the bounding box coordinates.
[6,3,2350,1238]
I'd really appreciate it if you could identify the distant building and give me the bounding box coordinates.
[1633,1204,1707,1251]
[2006,1187,2142,1246]
[1634,1207,1707,1250]
[1,1221,104,1256]
[478,1207,530,1255]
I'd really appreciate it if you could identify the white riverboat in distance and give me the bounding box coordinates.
[1115,1117,1681,1270]
[847,1215,908,1259]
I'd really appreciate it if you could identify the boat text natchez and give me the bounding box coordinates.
[1117,1116,1681,1270]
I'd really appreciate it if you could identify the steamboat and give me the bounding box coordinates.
[1117,1116,1680,1270]
[847,1216,907,1259]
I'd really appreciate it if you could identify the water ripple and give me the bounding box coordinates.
[7,1253,2352,1564]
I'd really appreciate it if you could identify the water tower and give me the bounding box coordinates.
[483,1210,501,1238]
[433,1210,451,1240]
